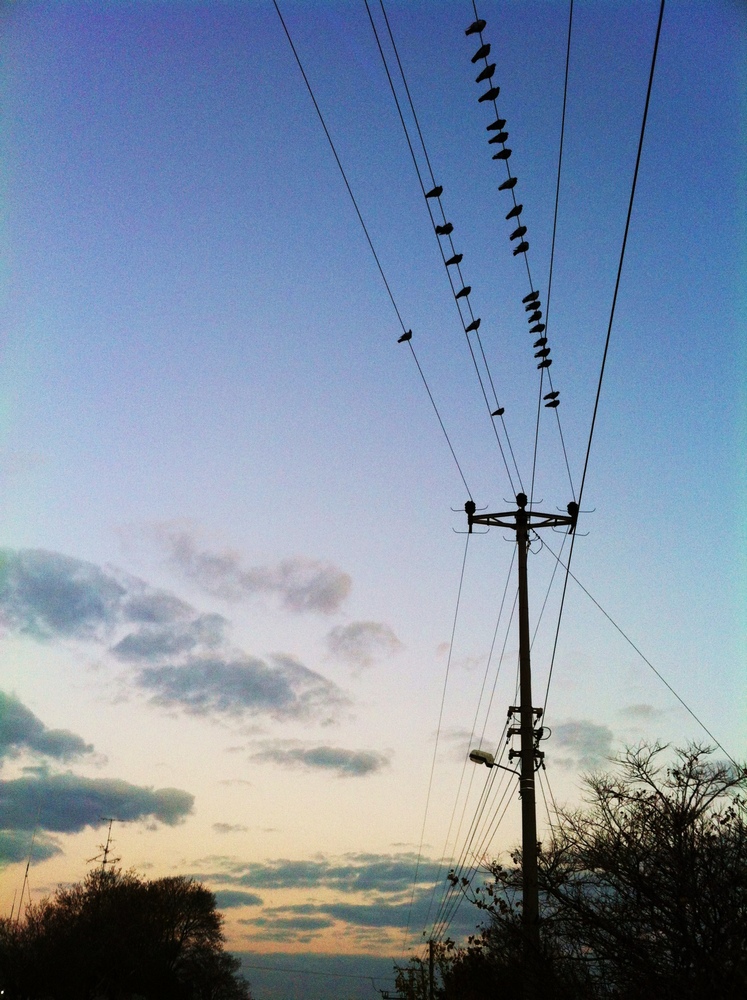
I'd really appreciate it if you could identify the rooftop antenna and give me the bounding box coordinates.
[87,817,120,871]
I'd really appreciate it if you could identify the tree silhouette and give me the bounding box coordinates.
[0,867,251,999]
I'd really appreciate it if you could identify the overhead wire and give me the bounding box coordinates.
[272,0,473,499]
[365,0,524,495]
[541,0,666,715]
[539,535,739,769]
[400,532,471,955]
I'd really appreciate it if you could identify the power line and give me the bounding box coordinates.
[272,0,473,497]
[542,0,666,711]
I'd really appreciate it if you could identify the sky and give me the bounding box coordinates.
[0,1,745,997]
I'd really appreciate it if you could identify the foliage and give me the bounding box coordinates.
[400,744,747,999]
[0,867,252,999]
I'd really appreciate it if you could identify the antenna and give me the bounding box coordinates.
[87,817,121,871]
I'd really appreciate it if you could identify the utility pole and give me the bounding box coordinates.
[465,492,577,1000]
[428,938,434,1000]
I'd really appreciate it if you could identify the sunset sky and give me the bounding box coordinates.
[1,1,745,997]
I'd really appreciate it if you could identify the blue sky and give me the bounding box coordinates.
[0,1,745,997]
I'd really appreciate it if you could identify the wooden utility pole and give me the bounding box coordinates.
[466,493,577,999]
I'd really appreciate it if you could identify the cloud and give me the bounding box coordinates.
[112,613,227,662]
[619,703,664,721]
[212,822,249,834]
[195,853,441,894]
[0,828,62,865]
[326,621,401,669]
[251,744,389,777]
[214,889,263,909]
[138,654,344,719]
[0,692,93,762]
[157,528,351,613]
[552,719,615,770]
[0,773,193,832]
[0,549,125,640]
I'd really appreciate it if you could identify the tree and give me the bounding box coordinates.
[0,867,252,999]
[424,744,747,999]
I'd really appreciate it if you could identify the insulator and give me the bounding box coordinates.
[465,318,481,332]
[527,310,542,322]
[425,185,443,199]
[533,337,548,348]
[530,323,546,333]
[475,63,496,83]
[445,253,463,266]
[537,358,553,369]
[471,43,491,63]
[489,131,509,144]
[543,390,559,400]
[487,118,507,131]
[435,222,453,236]
[493,147,511,159]
[491,407,505,416]
[545,399,560,408]
[465,19,486,36]
[506,205,523,220]
[455,286,471,300]
[478,86,500,103]
[398,330,412,343]
[512,240,529,255]
[522,290,540,303]
[498,177,517,191]
[535,347,551,358]
[510,225,527,240]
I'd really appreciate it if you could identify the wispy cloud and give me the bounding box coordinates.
[212,822,249,834]
[214,889,263,910]
[619,703,664,721]
[156,528,351,614]
[0,692,93,762]
[138,654,345,720]
[326,621,401,669]
[251,743,389,777]
[552,719,615,770]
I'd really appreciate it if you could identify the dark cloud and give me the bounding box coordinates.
[138,654,344,719]
[0,773,193,833]
[112,613,227,662]
[553,719,615,769]
[0,692,93,762]
[251,744,388,777]
[0,828,62,865]
[195,853,441,894]
[326,621,401,669]
[212,822,249,834]
[0,549,125,640]
[214,889,263,910]
[157,529,351,613]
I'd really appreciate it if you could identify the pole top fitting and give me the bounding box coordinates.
[516,493,528,509]
[464,500,476,516]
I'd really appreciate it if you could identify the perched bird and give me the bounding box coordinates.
[471,42,491,63]
[510,225,527,240]
[465,318,481,332]
[491,407,505,417]
[544,390,560,400]
[445,253,463,266]
[478,86,501,103]
[523,290,540,303]
[489,131,509,144]
[425,185,443,199]
[527,310,542,322]
[513,240,529,255]
[506,205,523,220]
[455,286,471,300]
[535,347,551,358]
[499,177,517,191]
[398,330,412,343]
[533,337,548,348]
[537,358,552,369]
[435,222,454,236]
[475,63,496,83]
[465,19,486,36]
[487,118,507,131]
[493,147,511,159]
[525,301,540,311]
[545,399,560,409]
[530,323,546,333]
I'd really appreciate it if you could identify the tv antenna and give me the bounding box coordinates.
[87,817,121,870]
